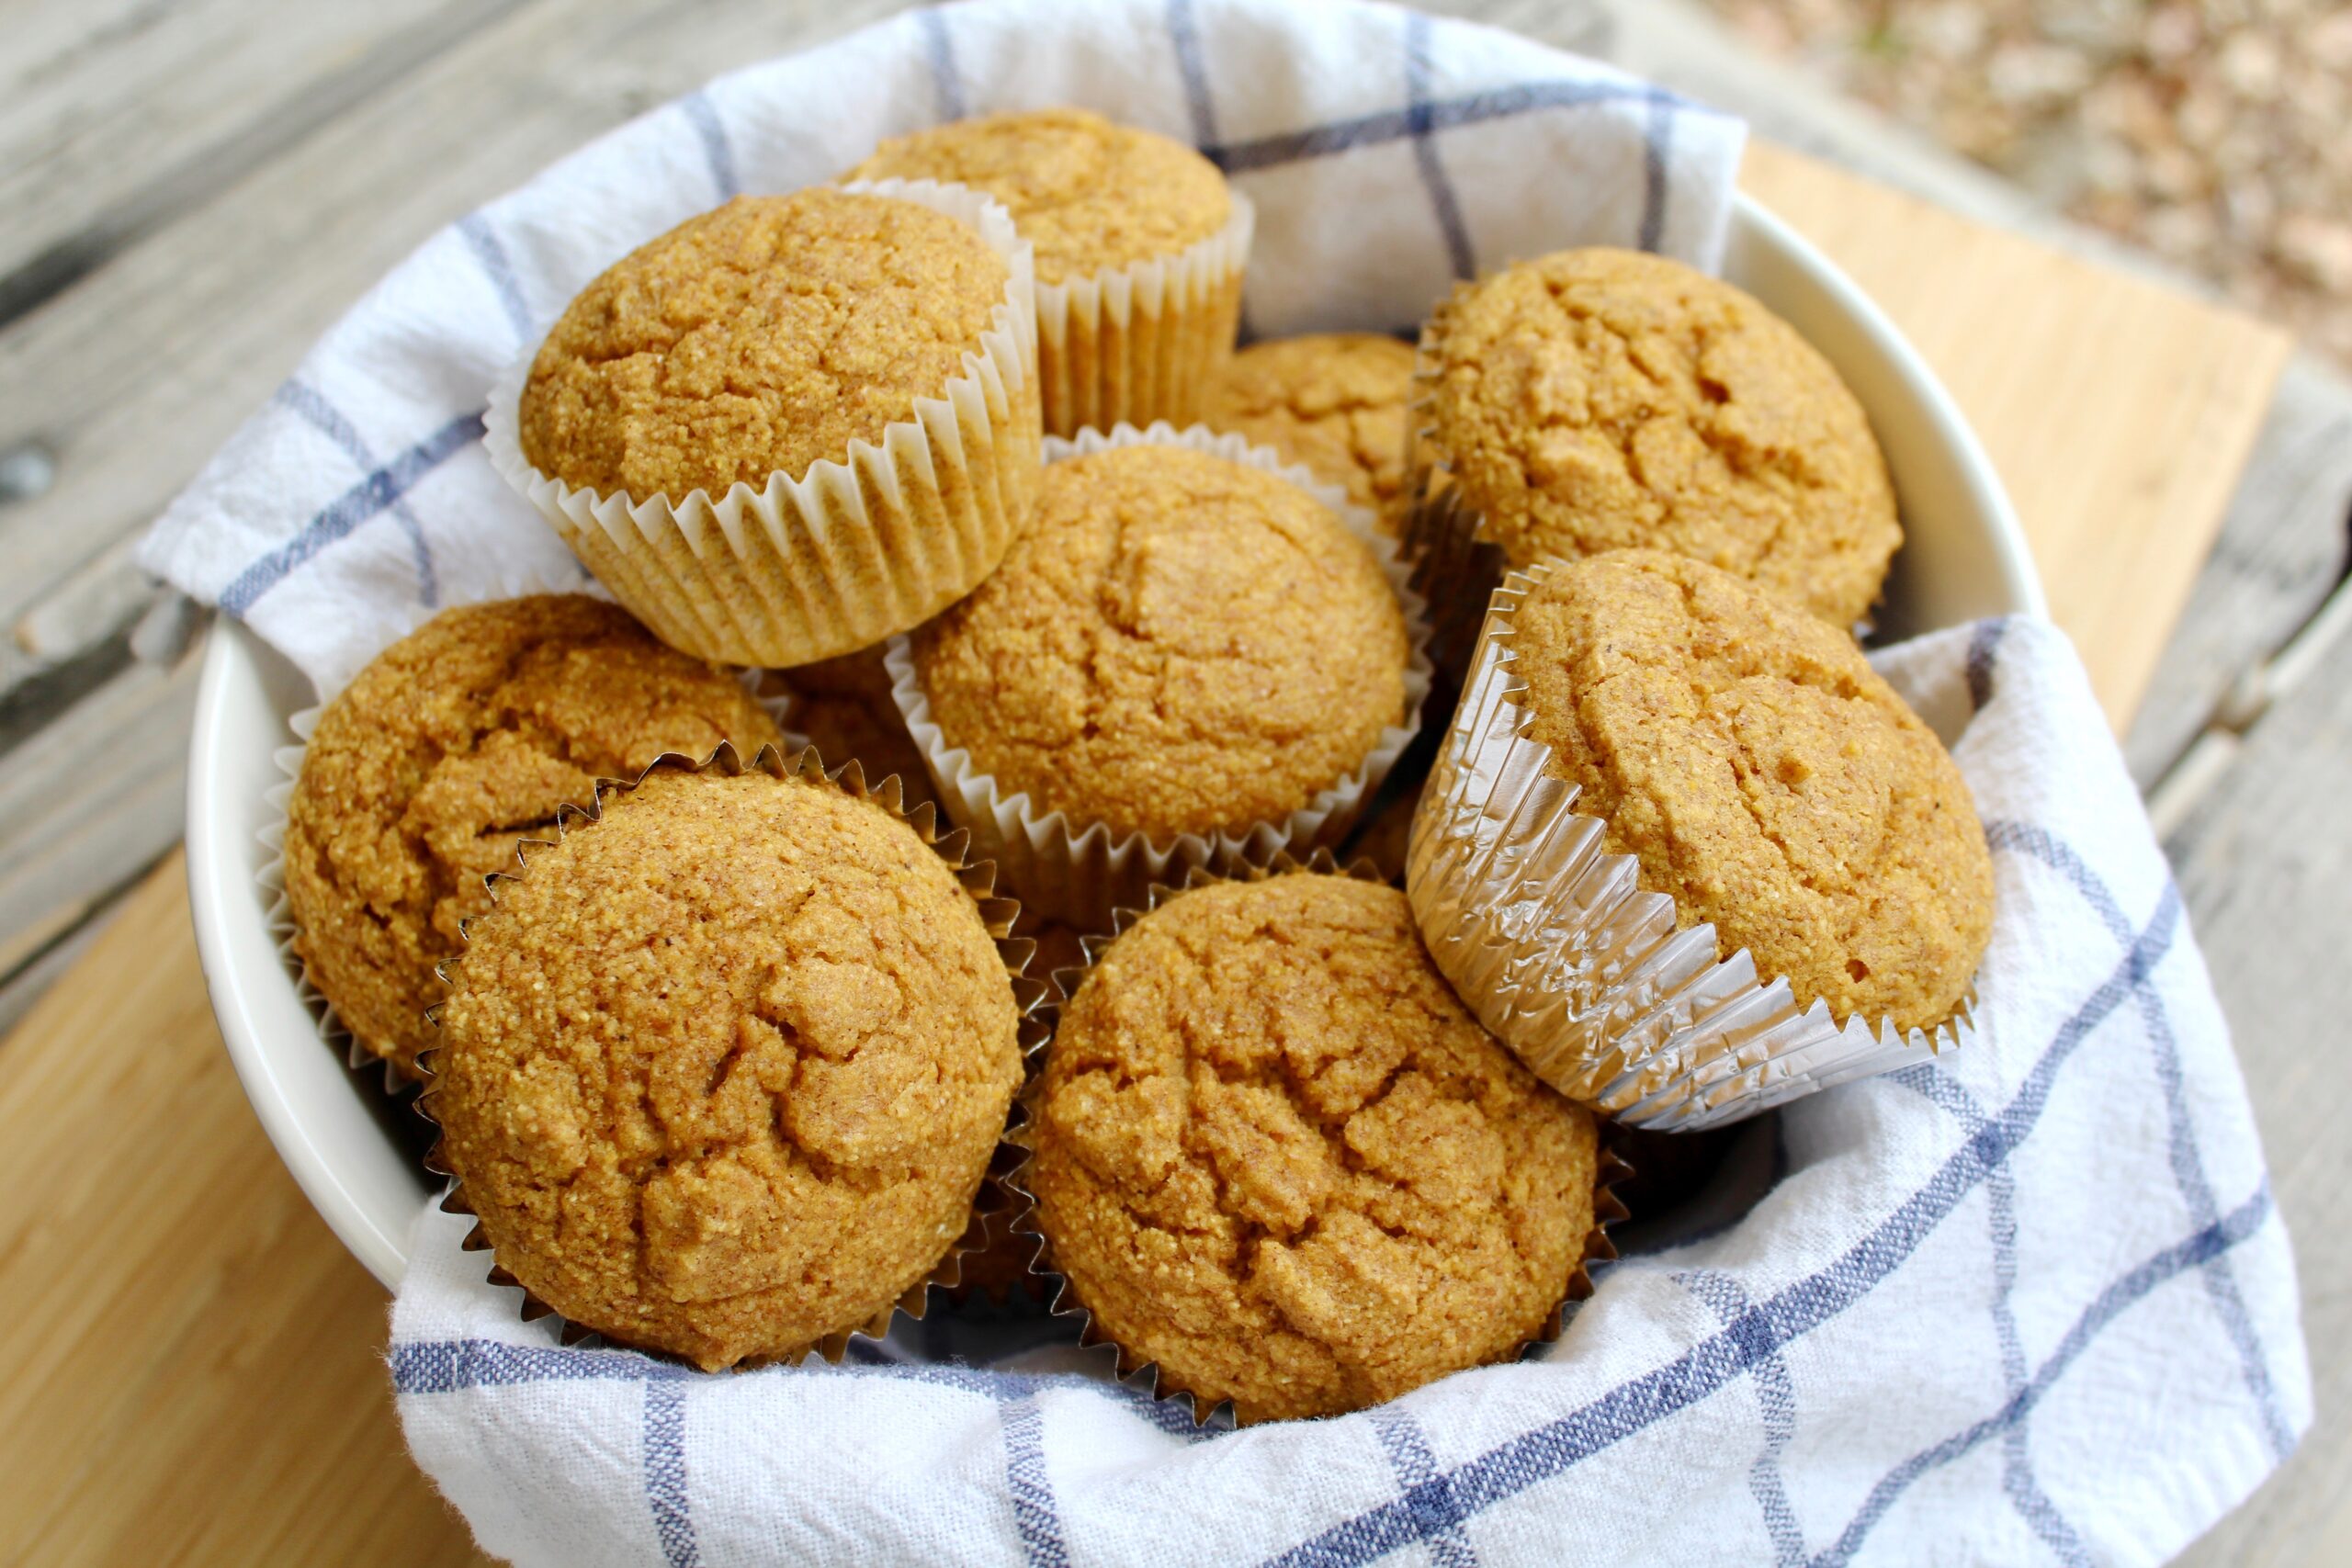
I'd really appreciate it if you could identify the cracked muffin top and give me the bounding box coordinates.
[1515,549,1991,1030]
[843,107,1228,285]
[910,444,1410,840]
[283,594,781,1078]
[1026,873,1600,1423]
[1428,246,1899,628]
[431,765,1023,1369]
[517,189,1009,499]
[1207,333,1418,529]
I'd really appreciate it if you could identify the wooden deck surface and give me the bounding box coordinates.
[0,1,2341,1562]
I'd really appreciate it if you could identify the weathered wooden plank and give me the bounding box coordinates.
[2126,355,2352,790]
[0,634,199,981]
[0,0,507,321]
[0,0,909,703]
[0,854,492,1567]
[2164,596,2352,1568]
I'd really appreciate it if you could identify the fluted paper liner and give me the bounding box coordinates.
[1034,194,1253,438]
[1406,562,1976,1132]
[885,421,1434,931]
[1001,850,1631,1426]
[254,577,795,1093]
[410,739,1049,1366]
[482,178,1043,669]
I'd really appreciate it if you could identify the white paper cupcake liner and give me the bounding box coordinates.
[482,178,1043,669]
[1405,562,1976,1132]
[258,579,796,1090]
[885,421,1435,931]
[1034,194,1253,439]
[1002,851,1631,1427]
[418,739,1050,1366]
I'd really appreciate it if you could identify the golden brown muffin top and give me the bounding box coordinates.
[518,189,1009,500]
[1515,549,1991,1030]
[433,767,1023,1370]
[1028,874,1600,1423]
[1429,247,1900,628]
[1208,333,1418,529]
[911,445,1409,840]
[781,645,935,811]
[282,595,781,1078]
[844,107,1229,285]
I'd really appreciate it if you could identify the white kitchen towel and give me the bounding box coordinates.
[135,0,1743,698]
[389,615,2308,1568]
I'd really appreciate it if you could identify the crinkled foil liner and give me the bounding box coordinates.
[884,421,1436,931]
[1035,193,1252,438]
[413,739,1051,1367]
[482,177,1044,670]
[1001,849,1632,1427]
[255,579,784,1092]
[1405,561,1977,1133]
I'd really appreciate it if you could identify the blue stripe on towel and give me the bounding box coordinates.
[1679,1270,1807,1566]
[272,379,439,607]
[1403,12,1475,280]
[221,409,481,614]
[1205,81,1721,174]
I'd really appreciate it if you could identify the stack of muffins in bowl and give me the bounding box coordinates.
[271,106,1990,1419]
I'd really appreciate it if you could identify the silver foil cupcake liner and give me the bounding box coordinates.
[1004,849,1631,1426]
[415,739,1050,1366]
[1405,562,1974,1132]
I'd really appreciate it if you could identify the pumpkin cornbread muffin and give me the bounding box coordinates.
[781,647,934,810]
[1514,549,1990,1030]
[910,443,1409,841]
[1208,333,1418,528]
[1023,873,1601,1423]
[518,189,1010,499]
[491,184,1040,668]
[845,107,1250,435]
[281,595,781,1078]
[1422,247,1900,628]
[430,764,1024,1369]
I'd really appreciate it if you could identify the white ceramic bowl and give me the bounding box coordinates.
[185,191,2047,1291]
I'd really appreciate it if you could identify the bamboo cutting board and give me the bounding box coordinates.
[0,145,2289,1565]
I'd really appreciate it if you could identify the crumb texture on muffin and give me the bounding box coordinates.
[1430,247,1900,627]
[1514,549,1991,1029]
[283,595,781,1077]
[1208,333,1418,525]
[433,768,1023,1370]
[1029,874,1599,1423]
[912,445,1408,840]
[845,107,1228,284]
[518,189,1009,500]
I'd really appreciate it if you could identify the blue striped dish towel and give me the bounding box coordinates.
[135,1,2306,1562]
[388,616,2306,1567]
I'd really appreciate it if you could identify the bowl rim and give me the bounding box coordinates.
[187,648,413,1287]
[1733,195,2044,621]
[186,187,2048,1292]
